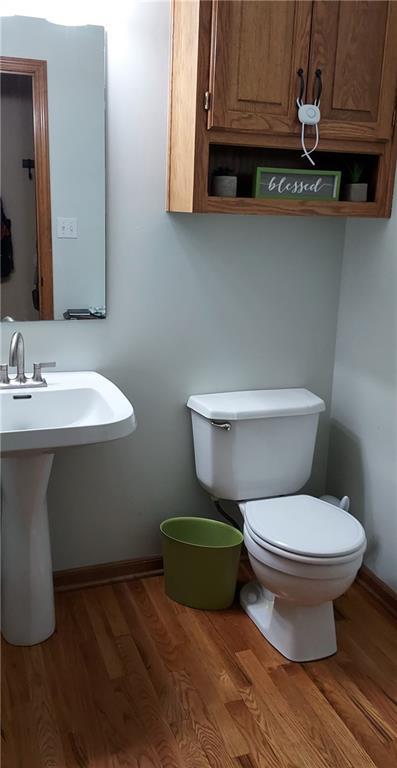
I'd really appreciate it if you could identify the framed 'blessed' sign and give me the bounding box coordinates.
[254,167,341,201]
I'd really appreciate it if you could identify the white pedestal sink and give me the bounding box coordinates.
[0,372,136,646]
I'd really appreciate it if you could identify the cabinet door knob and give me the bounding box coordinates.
[314,68,322,104]
[297,68,305,103]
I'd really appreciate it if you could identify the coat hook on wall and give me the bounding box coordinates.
[22,158,35,180]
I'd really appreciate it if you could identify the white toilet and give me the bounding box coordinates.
[187,388,366,662]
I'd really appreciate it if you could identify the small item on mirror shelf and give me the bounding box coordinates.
[89,306,106,318]
[212,167,238,197]
[63,308,105,320]
[342,162,368,202]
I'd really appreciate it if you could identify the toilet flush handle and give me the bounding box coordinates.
[210,421,232,431]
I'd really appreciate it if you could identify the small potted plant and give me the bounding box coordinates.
[343,162,368,202]
[212,167,238,197]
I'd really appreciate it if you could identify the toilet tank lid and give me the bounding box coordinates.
[187,388,325,421]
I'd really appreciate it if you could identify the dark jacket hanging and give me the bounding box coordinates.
[1,198,14,281]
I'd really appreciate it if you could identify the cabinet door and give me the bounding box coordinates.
[208,0,312,134]
[308,1,397,141]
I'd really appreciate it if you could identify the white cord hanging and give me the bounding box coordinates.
[297,100,321,166]
[296,68,322,166]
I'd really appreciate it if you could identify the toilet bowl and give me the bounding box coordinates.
[187,388,367,662]
[240,494,366,661]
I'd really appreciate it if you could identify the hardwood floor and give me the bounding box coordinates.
[2,564,397,767]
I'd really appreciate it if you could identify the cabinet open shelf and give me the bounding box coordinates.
[208,145,380,203]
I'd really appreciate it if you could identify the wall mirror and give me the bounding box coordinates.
[0,15,106,321]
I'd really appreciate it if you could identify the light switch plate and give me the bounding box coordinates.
[57,217,78,238]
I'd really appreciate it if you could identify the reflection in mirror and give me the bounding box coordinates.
[0,16,106,321]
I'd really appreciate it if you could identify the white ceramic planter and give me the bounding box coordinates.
[343,183,368,202]
[212,175,237,197]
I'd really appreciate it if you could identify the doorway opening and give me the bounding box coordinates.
[0,57,53,320]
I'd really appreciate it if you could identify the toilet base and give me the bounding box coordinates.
[240,581,337,662]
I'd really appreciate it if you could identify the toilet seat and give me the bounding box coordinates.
[244,521,366,575]
[242,494,366,562]
[244,522,366,567]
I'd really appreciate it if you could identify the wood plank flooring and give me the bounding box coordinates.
[2,564,397,767]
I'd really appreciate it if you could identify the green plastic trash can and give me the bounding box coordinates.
[160,516,243,610]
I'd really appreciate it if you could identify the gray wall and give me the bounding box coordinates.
[327,180,397,590]
[0,2,345,570]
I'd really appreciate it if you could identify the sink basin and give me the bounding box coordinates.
[0,371,135,453]
[0,371,136,646]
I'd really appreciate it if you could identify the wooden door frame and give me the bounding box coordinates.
[1,56,54,320]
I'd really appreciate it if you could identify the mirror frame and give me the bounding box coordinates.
[1,56,53,319]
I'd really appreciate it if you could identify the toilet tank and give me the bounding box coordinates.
[187,389,325,501]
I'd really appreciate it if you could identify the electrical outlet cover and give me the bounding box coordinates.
[57,217,78,238]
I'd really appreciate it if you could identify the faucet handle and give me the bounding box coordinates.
[32,361,56,383]
[0,363,10,384]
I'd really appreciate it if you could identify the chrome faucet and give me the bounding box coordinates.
[9,332,27,384]
[0,332,56,389]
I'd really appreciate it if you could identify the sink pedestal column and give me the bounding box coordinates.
[1,453,55,645]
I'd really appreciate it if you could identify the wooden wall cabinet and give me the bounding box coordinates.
[307,1,397,142]
[208,1,312,135]
[167,0,397,217]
